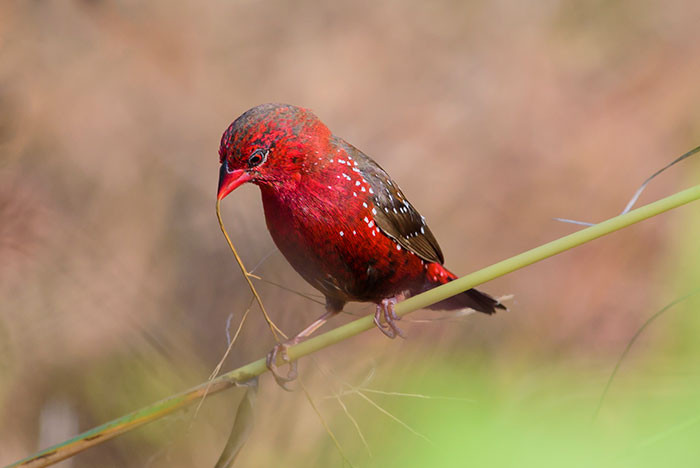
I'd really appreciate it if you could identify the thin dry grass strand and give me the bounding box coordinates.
[593,288,700,420]
[334,394,372,457]
[555,145,700,227]
[311,356,371,398]
[619,145,700,215]
[405,312,475,323]
[316,358,471,404]
[354,390,435,446]
[551,217,596,227]
[312,361,434,445]
[248,246,279,274]
[299,376,357,468]
[247,273,326,305]
[215,299,254,378]
[225,313,235,344]
[308,357,372,457]
[345,388,474,402]
[324,382,475,402]
[633,414,700,451]
[216,200,287,341]
[192,298,254,421]
[358,367,377,388]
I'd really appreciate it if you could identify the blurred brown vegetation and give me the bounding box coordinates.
[1,0,700,466]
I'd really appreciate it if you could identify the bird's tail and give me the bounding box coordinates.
[423,263,505,314]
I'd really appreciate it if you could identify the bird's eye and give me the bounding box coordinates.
[248,149,269,167]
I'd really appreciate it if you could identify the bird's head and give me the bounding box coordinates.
[217,103,330,200]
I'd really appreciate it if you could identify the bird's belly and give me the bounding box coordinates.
[260,188,425,303]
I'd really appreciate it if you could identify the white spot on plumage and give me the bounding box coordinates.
[356,181,361,186]
[362,202,368,208]
[372,207,377,215]
[368,220,374,228]
[353,192,357,197]
[396,245,401,251]
[363,216,369,223]
[339,231,344,237]
[361,186,366,192]
[338,159,346,164]
[353,230,356,235]
[369,188,374,194]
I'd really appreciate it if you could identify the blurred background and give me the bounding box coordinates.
[2,0,700,466]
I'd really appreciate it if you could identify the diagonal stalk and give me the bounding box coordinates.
[9,183,700,468]
[216,199,287,341]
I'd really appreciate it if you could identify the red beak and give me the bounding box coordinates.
[217,164,252,200]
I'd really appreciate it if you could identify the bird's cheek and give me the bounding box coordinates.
[217,165,252,200]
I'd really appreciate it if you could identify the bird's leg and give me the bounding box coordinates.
[373,294,406,339]
[266,298,343,389]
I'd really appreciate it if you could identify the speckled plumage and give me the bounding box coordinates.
[218,103,503,333]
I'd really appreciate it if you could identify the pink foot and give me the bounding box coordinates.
[266,340,300,391]
[373,297,406,339]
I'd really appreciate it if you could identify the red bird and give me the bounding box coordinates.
[218,103,503,381]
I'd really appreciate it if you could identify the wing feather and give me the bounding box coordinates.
[340,140,444,264]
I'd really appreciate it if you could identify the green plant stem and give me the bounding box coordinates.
[9,183,700,468]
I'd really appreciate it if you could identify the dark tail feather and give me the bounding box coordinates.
[428,287,505,314]
[424,263,506,315]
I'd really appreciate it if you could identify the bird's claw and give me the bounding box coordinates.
[374,297,405,339]
[266,342,299,391]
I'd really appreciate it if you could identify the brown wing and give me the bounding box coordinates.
[340,140,445,264]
